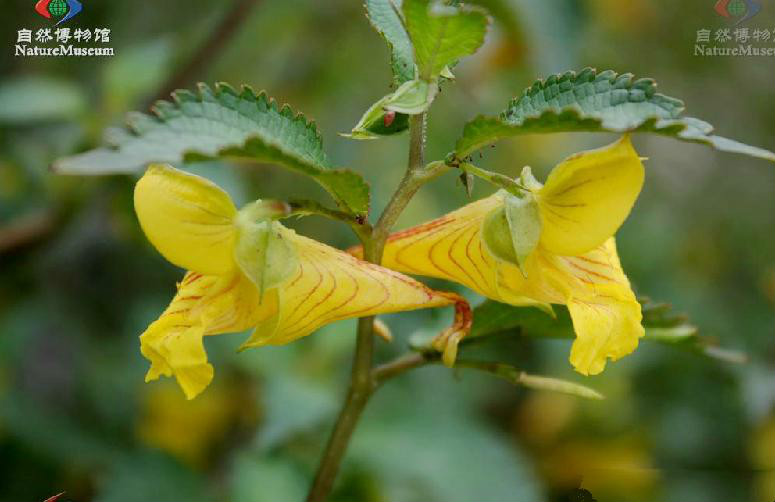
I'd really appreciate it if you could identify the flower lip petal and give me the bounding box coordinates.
[537,135,645,256]
[134,164,238,275]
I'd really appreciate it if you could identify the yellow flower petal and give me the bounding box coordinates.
[363,193,543,308]
[371,195,644,374]
[567,292,643,375]
[538,239,644,375]
[241,227,471,365]
[537,135,644,256]
[376,193,504,295]
[140,271,272,399]
[141,318,212,400]
[134,164,237,275]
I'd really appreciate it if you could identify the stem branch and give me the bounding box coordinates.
[458,162,526,194]
[371,113,427,259]
[306,112,430,502]
[305,317,375,502]
[288,199,372,243]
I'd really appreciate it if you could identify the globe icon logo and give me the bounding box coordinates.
[34,0,83,25]
[48,0,67,17]
[727,0,747,16]
[714,0,762,24]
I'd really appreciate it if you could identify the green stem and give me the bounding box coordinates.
[306,112,430,502]
[305,317,375,502]
[458,162,526,195]
[287,199,372,243]
[371,113,427,259]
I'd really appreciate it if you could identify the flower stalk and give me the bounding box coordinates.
[306,112,430,502]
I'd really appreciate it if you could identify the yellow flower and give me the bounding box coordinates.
[358,136,646,375]
[135,164,470,399]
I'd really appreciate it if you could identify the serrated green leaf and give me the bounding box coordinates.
[454,67,775,163]
[365,0,415,85]
[404,0,489,80]
[469,298,746,364]
[53,83,370,215]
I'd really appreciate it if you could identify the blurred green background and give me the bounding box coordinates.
[1,0,774,501]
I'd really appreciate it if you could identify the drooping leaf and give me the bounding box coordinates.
[454,67,775,162]
[365,0,415,85]
[404,0,489,80]
[468,297,747,364]
[53,83,370,215]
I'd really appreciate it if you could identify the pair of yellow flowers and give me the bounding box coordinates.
[136,136,645,399]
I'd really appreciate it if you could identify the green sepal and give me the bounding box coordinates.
[482,191,541,277]
[503,193,541,277]
[482,203,517,264]
[234,204,298,301]
[518,166,542,191]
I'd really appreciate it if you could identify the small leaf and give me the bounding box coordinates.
[343,81,432,139]
[365,0,415,85]
[404,0,489,80]
[341,93,409,139]
[457,361,603,399]
[516,372,604,400]
[454,67,775,163]
[54,83,370,215]
[384,78,438,114]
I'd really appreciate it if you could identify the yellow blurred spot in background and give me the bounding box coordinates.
[136,380,257,466]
